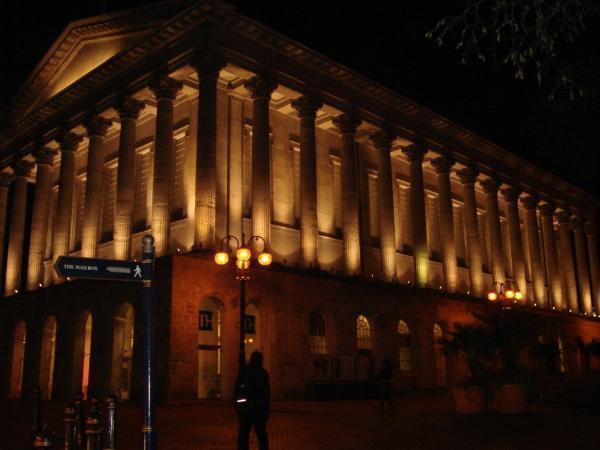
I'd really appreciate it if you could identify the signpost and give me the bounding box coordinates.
[54,235,157,450]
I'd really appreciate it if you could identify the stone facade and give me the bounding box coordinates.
[0,0,599,402]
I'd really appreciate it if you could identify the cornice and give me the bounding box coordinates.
[0,0,596,211]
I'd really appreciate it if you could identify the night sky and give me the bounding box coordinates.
[1,0,598,196]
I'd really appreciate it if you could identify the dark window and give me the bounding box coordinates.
[244,315,256,334]
[199,311,213,331]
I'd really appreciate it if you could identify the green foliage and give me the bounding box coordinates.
[426,0,600,100]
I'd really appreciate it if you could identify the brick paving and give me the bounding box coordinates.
[1,392,599,450]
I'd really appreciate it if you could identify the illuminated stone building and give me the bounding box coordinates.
[0,0,599,402]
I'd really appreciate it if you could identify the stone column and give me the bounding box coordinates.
[539,204,564,309]
[501,187,527,299]
[4,160,34,295]
[291,95,323,268]
[402,143,428,288]
[555,211,578,311]
[521,196,545,305]
[244,75,277,247]
[370,130,397,282]
[149,75,183,257]
[113,97,145,260]
[456,167,483,297]
[0,172,13,286]
[191,53,226,249]
[53,131,83,269]
[480,178,505,285]
[431,156,457,292]
[571,216,592,313]
[81,115,112,258]
[26,147,58,290]
[584,222,599,314]
[332,113,362,276]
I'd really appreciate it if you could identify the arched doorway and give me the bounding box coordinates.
[198,298,222,399]
[244,303,261,360]
[433,323,447,387]
[557,337,566,373]
[39,316,57,400]
[72,311,93,399]
[111,303,134,400]
[9,321,27,399]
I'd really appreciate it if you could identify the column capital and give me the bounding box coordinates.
[480,177,501,194]
[332,113,361,134]
[56,130,83,153]
[149,75,183,101]
[538,203,556,217]
[584,221,597,235]
[430,155,455,174]
[402,142,427,163]
[521,195,539,210]
[83,114,113,137]
[115,96,145,120]
[0,171,14,188]
[501,186,521,202]
[369,129,395,149]
[190,51,226,78]
[244,75,277,100]
[570,216,584,230]
[11,159,34,178]
[455,166,479,184]
[291,95,323,118]
[32,147,58,166]
[554,210,571,224]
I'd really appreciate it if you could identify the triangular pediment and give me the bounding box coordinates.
[2,0,190,124]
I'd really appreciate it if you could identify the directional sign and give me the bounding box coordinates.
[54,256,151,282]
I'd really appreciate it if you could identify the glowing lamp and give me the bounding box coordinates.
[236,259,250,270]
[514,291,523,300]
[258,252,272,266]
[487,291,497,301]
[237,247,251,262]
[214,251,229,265]
[505,289,515,299]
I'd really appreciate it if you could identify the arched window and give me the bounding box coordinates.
[198,297,223,399]
[433,323,447,387]
[111,303,134,400]
[39,316,57,400]
[356,315,372,352]
[397,320,412,371]
[433,323,443,340]
[557,337,566,373]
[73,311,93,399]
[9,321,27,399]
[244,303,261,359]
[309,311,326,354]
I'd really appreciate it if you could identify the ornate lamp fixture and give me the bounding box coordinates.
[487,280,523,308]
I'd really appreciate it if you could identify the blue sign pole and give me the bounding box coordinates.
[141,235,156,450]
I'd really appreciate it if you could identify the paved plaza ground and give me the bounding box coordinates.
[1,391,599,450]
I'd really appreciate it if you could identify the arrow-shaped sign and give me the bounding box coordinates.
[54,256,150,282]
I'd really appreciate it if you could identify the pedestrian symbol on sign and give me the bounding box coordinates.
[134,265,142,278]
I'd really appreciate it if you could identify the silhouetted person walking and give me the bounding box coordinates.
[377,359,395,412]
[235,351,270,450]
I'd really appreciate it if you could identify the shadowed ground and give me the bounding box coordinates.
[1,391,599,450]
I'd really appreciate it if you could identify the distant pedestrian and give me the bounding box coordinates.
[377,359,395,412]
[234,351,270,450]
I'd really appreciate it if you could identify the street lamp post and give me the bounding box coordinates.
[214,234,272,370]
[487,280,523,310]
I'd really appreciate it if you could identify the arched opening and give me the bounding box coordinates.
[198,298,222,399]
[111,303,134,400]
[39,316,57,400]
[557,337,566,373]
[244,302,261,360]
[433,323,447,387]
[9,321,27,399]
[397,320,412,372]
[72,311,93,399]
[356,315,372,354]
[309,311,326,354]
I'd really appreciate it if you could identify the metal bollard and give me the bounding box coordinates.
[74,393,85,449]
[103,394,117,450]
[33,423,55,449]
[33,385,42,433]
[85,396,101,450]
[64,404,77,450]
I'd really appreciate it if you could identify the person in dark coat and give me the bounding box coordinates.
[234,351,271,450]
[377,359,395,412]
